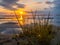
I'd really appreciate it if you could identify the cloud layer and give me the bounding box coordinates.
[0,0,25,10]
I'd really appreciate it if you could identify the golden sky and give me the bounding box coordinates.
[0,0,54,24]
[0,0,54,14]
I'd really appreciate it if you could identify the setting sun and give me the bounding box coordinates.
[15,9,26,25]
[20,11,24,14]
[16,8,26,15]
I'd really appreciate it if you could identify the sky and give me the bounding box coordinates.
[0,0,54,13]
[0,0,60,26]
[0,0,57,25]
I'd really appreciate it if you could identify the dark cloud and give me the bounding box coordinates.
[36,1,53,4]
[0,0,25,10]
[2,0,18,4]
[45,1,53,4]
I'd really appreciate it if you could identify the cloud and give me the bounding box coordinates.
[45,1,53,4]
[0,0,25,10]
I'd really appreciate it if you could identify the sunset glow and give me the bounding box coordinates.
[17,10,25,25]
[0,0,60,45]
[19,15,24,25]
[0,0,54,25]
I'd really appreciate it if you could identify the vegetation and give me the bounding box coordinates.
[16,24,55,45]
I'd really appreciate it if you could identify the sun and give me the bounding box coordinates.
[19,11,24,15]
[15,9,26,25]
[16,8,26,15]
